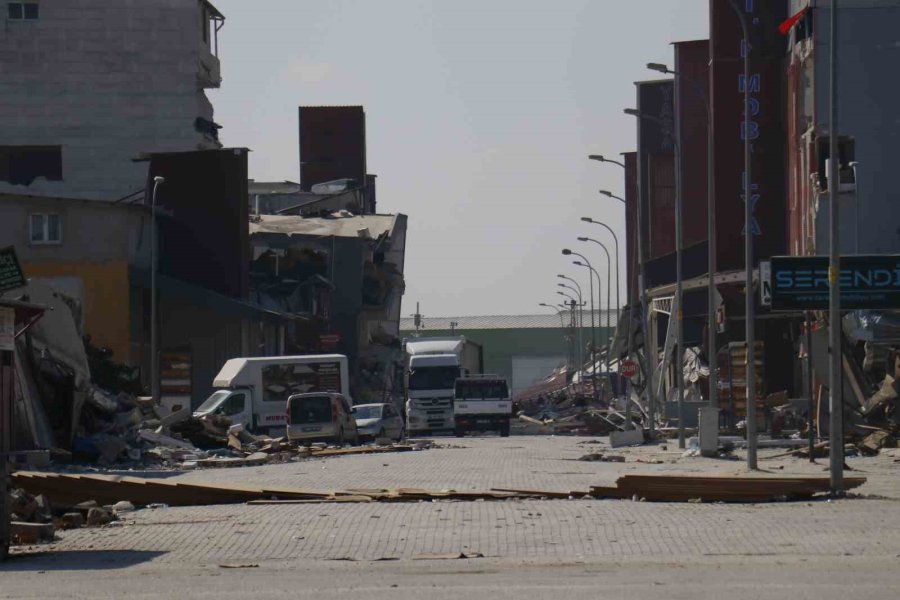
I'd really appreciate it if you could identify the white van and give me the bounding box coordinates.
[193,355,350,437]
[286,392,358,445]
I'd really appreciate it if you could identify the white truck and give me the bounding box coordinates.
[453,375,512,437]
[403,337,482,435]
[193,354,350,437]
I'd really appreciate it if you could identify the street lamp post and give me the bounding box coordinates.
[550,298,577,374]
[727,0,758,470]
[827,0,843,494]
[590,156,653,433]
[625,107,686,447]
[646,61,718,417]
[558,276,585,365]
[558,281,584,371]
[563,249,600,403]
[539,302,567,329]
[150,176,165,403]
[577,237,612,367]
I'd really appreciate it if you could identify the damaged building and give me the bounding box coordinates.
[249,211,407,404]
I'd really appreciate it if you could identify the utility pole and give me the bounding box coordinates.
[411,302,425,335]
[728,0,757,470]
[674,74,686,450]
[828,0,844,495]
[150,176,165,403]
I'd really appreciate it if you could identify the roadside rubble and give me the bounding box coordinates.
[4,487,137,547]
[7,282,436,473]
[11,470,866,509]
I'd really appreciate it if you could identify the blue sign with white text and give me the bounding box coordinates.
[770,255,900,311]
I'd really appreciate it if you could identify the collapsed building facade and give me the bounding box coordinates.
[618,0,900,436]
[249,211,407,404]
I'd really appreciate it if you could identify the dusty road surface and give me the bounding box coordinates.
[3,436,899,599]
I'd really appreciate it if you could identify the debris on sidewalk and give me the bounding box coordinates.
[578,453,625,463]
[589,474,866,503]
[12,471,577,507]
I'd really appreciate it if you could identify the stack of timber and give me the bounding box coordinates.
[719,342,766,424]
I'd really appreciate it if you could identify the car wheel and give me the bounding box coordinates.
[454,428,465,438]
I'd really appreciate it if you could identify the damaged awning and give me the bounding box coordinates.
[130,269,302,324]
[0,299,47,340]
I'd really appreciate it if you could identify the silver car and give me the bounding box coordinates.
[286,392,359,445]
[351,403,405,442]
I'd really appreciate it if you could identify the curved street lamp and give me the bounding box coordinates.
[577,236,613,372]
[564,249,602,403]
[647,60,719,442]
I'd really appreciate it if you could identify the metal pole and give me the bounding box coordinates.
[559,276,585,373]
[150,176,164,403]
[806,312,816,463]
[729,0,756,470]
[674,74,686,450]
[636,143,654,436]
[828,0,844,495]
[587,268,597,402]
[706,81,717,413]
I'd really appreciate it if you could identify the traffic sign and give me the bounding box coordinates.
[621,359,637,378]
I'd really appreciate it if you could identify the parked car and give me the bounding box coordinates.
[352,403,405,442]
[285,392,358,445]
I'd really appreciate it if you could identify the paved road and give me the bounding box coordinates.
[3,436,899,598]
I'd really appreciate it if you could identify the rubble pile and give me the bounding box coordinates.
[4,487,128,547]
[514,390,636,437]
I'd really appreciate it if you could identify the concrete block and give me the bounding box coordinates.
[609,429,645,448]
[11,522,54,544]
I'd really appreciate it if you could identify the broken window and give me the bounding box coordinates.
[7,2,39,20]
[817,137,855,191]
[29,213,62,245]
[0,145,62,185]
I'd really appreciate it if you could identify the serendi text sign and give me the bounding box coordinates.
[770,255,900,311]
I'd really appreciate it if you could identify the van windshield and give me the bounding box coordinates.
[352,405,382,420]
[289,395,332,424]
[196,390,231,413]
[409,366,460,391]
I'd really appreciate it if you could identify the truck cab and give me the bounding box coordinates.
[403,337,483,436]
[406,353,460,434]
[453,375,512,437]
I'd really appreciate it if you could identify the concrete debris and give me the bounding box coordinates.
[609,429,645,448]
[112,500,135,513]
[590,474,866,503]
[59,512,84,530]
[10,522,55,545]
[86,507,112,527]
[578,453,625,463]
[4,485,121,547]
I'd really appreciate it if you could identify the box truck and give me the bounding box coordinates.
[453,374,512,437]
[403,337,482,435]
[193,354,349,437]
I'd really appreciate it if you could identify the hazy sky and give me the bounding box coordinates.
[210,0,709,317]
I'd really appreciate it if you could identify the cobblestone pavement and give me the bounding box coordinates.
[3,436,899,598]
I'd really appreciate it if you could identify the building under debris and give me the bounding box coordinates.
[250,211,407,404]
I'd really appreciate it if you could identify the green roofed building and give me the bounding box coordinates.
[399,312,613,395]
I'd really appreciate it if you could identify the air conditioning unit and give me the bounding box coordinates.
[825,158,856,193]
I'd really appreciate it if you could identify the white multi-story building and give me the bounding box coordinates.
[0,0,224,200]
